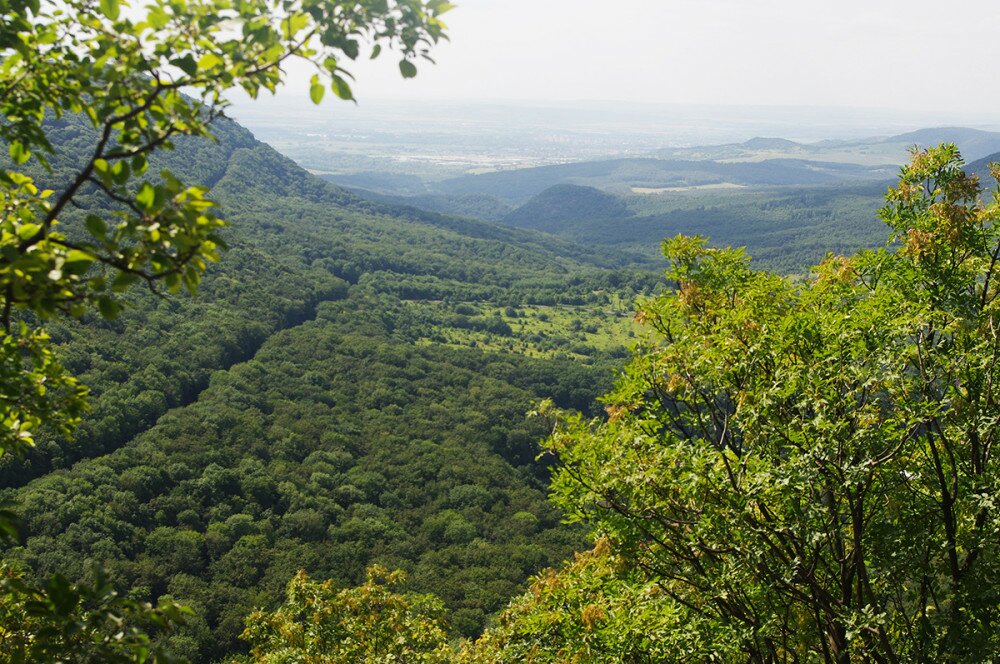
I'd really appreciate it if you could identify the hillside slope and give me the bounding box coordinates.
[502,184,633,233]
[496,182,890,273]
[965,150,1000,182]
[873,127,1000,160]
[1,114,656,659]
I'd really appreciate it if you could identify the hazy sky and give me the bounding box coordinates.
[267,0,1000,114]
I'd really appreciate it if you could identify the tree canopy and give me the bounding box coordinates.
[241,566,452,663]
[226,145,1000,663]
[1,0,451,660]
[528,145,1000,662]
[0,0,450,456]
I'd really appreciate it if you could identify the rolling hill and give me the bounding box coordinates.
[502,184,633,233]
[655,126,1000,166]
[433,157,894,202]
[873,127,1000,160]
[490,181,890,273]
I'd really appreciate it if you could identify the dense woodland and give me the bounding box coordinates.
[3,3,1000,659]
[5,108,1000,664]
[0,111,658,660]
[349,173,894,275]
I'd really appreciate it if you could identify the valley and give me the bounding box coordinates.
[6,103,999,660]
[5,1,1000,661]
[5,98,999,660]
[0,110,655,660]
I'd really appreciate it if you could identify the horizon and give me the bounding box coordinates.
[229,95,1000,156]
[230,0,1000,118]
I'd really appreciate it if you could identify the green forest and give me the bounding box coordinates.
[0,111,659,660]
[3,0,1000,662]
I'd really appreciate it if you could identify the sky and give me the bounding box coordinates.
[258,0,1000,115]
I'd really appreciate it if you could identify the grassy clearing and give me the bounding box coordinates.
[405,300,643,363]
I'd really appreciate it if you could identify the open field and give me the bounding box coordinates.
[403,300,644,363]
[632,183,747,194]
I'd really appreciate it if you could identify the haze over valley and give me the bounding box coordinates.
[229,96,1000,273]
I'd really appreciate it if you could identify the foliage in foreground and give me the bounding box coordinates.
[240,565,451,663]
[2,0,449,659]
[535,145,1000,662]
[0,564,191,663]
[0,0,450,460]
[241,146,1000,663]
[458,539,710,664]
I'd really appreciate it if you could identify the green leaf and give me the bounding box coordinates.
[111,271,139,292]
[428,0,457,14]
[85,215,107,239]
[342,39,359,60]
[16,223,40,240]
[136,183,156,211]
[197,52,222,71]
[330,75,353,101]
[171,54,198,77]
[110,160,130,185]
[370,44,382,60]
[45,574,78,614]
[309,75,325,104]
[9,141,29,165]
[0,506,20,540]
[97,296,121,320]
[146,6,168,29]
[131,154,148,176]
[283,12,309,38]
[63,250,95,275]
[98,0,119,20]
[399,59,417,79]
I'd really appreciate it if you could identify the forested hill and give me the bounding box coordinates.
[966,150,1000,182]
[502,184,632,234]
[433,156,892,202]
[0,112,655,486]
[0,113,658,660]
[490,181,891,274]
[335,187,514,223]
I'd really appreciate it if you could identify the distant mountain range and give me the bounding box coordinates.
[863,128,1000,158]
[656,127,1000,167]
[320,127,1000,207]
